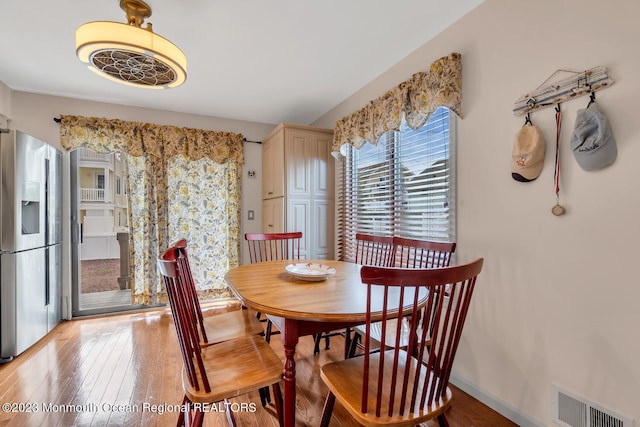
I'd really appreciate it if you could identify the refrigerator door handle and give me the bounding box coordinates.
[44,158,50,245]
[45,247,50,306]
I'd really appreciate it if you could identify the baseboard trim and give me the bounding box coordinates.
[449,373,546,427]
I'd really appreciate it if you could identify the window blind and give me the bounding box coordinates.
[338,107,456,262]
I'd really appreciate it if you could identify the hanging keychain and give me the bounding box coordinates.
[552,103,566,216]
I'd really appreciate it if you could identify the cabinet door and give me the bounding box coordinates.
[287,199,309,259]
[262,197,284,233]
[285,130,311,197]
[285,198,333,260]
[311,132,334,198]
[285,129,334,198]
[312,199,333,260]
[262,130,284,199]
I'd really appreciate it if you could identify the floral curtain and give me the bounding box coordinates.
[166,154,240,301]
[60,115,244,305]
[332,52,462,156]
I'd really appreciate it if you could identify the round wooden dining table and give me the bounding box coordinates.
[224,259,427,427]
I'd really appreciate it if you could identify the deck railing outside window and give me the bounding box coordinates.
[78,147,111,161]
[81,188,105,202]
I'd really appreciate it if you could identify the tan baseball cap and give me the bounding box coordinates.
[512,125,546,182]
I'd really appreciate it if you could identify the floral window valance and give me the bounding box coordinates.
[59,115,244,165]
[332,52,462,156]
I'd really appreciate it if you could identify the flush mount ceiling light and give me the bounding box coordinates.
[76,0,187,89]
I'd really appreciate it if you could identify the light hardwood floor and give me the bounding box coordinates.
[0,302,518,427]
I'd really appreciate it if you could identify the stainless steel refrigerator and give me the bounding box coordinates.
[0,130,62,362]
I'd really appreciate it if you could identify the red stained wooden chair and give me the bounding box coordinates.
[315,233,396,357]
[167,240,271,407]
[158,245,284,427]
[171,239,264,346]
[355,233,396,267]
[244,232,302,343]
[393,237,456,269]
[319,258,484,427]
[348,237,457,358]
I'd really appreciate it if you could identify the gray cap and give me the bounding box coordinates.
[570,101,617,171]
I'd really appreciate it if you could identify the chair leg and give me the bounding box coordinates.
[437,413,450,427]
[224,398,237,427]
[265,320,273,343]
[259,387,267,407]
[313,334,321,355]
[343,328,351,359]
[319,392,336,427]
[177,396,188,426]
[313,332,334,355]
[347,331,361,358]
[272,382,284,427]
[180,398,204,427]
[192,409,204,427]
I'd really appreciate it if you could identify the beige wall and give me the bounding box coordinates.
[314,0,640,425]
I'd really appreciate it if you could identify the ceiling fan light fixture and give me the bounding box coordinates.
[75,0,187,89]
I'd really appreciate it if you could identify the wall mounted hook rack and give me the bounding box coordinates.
[513,66,613,116]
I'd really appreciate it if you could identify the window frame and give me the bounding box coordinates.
[337,107,457,261]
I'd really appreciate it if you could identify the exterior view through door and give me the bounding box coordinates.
[71,147,136,315]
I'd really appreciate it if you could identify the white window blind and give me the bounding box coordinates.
[338,107,456,261]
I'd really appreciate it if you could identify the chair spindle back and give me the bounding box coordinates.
[245,232,303,263]
[171,239,211,344]
[158,246,211,393]
[354,233,395,267]
[393,237,456,268]
[359,258,483,418]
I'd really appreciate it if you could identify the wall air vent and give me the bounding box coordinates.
[552,384,634,427]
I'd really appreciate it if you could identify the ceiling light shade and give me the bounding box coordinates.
[76,0,186,89]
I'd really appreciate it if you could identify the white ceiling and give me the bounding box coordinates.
[0,0,482,125]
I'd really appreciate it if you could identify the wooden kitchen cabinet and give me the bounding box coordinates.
[261,129,285,199]
[261,123,334,259]
[262,196,284,233]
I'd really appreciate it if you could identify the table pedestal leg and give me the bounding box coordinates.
[282,319,298,427]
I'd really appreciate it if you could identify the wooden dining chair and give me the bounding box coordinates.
[347,237,457,358]
[169,239,274,407]
[319,258,484,427]
[158,246,284,427]
[354,233,396,267]
[244,232,302,343]
[393,237,457,269]
[171,239,264,346]
[314,233,396,357]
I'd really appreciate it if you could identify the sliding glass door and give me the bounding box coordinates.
[70,148,142,316]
